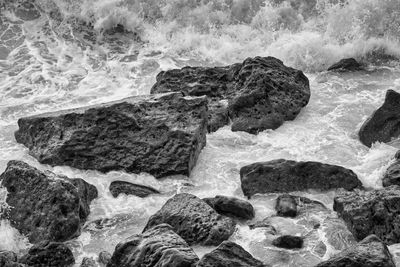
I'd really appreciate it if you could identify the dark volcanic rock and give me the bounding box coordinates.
[197,241,265,267]
[327,58,364,72]
[359,90,400,147]
[143,193,236,246]
[383,159,400,187]
[14,93,208,178]
[334,186,400,245]
[272,235,304,249]
[107,224,199,267]
[203,195,255,220]
[151,56,310,134]
[0,160,97,243]
[316,235,395,267]
[275,194,327,217]
[240,159,362,198]
[0,251,23,267]
[20,241,75,267]
[109,180,160,198]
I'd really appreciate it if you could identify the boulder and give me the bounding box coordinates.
[327,58,364,72]
[197,241,265,267]
[20,241,75,267]
[0,160,97,243]
[316,235,395,267]
[359,90,400,147]
[334,186,400,245]
[275,194,327,218]
[383,159,400,187]
[240,159,362,198]
[109,180,160,198]
[203,195,255,220]
[107,224,199,267]
[14,93,208,178]
[143,193,236,246]
[272,235,304,249]
[151,56,310,134]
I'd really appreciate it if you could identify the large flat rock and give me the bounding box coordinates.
[14,93,208,178]
[151,56,310,134]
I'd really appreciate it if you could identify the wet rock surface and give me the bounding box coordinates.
[334,186,400,245]
[327,58,364,72]
[359,89,400,147]
[109,180,160,198]
[316,235,395,267]
[20,241,75,267]
[240,159,362,198]
[383,158,400,187]
[272,235,304,249]
[107,224,199,267]
[0,251,23,267]
[80,257,96,267]
[0,160,97,243]
[275,194,327,217]
[143,193,236,246]
[197,241,266,267]
[203,195,255,220]
[14,93,208,178]
[151,56,310,134]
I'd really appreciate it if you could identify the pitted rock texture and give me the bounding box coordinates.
[20,241,75,267]
[334,186,400,245]
[143,193,236,246]
[14,93,208,178]
[359,90,400,147]
[240,159,362,198]
[109,180,160,198]
[151,56,310,134]
[107,224,199,267]
[0,160,97,243]
[316,235,395,267]
[203,195,255,220]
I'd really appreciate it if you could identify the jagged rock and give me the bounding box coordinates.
[203,195,255,220]
[151,56,310,134]
[327,58,363,72]
[80,257,96,267]
[20,241,75,267]
[275,194,327,218]
[316,235,395,267]
[240,159,362,198]
[272,235,304,249]
[109,180,160,198]
[0,160,97,243]
[14,93,208,178]
[359,90,400,147]
[197,241,265,267]
[98,251,111,266]
[107,224,199,267]
[334,186,400,245]
[143,193,236,246]
[383,159,400,187]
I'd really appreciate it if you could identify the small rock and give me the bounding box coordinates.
[98,251,111,266]
[383,159,400,187]
[80,257,96,267]
[109,181,160,198]
[272,235,304,249]
[20,241,75,267]
[275,194,297,217]
[203,195,255,220]
[249,221,277,235]
[327,58,363,72]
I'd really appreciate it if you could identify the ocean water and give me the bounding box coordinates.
[1,0,400,266]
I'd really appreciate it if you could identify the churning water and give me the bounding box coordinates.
[1,0,400,266]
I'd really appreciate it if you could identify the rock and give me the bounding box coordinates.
[334,186,400,245]
[80,257,96,267]
[143,193,236,246]
[203,195,255,220]
[107,224,199,267]
[316,235,395,267]
[98,251,111,266]
[383,159,400,187]
[109,180,160,198]
[0,251,23,267]
[0,160,97,243]
[151,56,310,134]
[197,241,265,267]
[248,221,277,235]
[275,194,297,217]
[272,235,304,249]
[20,241,75,267]
[359,90,400,147]
[327,58,363,72]
[14,93,208,178]
[240,159,362,198]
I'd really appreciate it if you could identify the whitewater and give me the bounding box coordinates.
[1,0,400,266]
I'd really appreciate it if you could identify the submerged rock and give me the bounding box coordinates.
[327,58,364,72]
[272,235,304,249]
[14,93,208,178]
[107,224,199,267]
[334,186,400,245]
[197,241,265,267]
[109,180,160,198]
[316,235,395,267]
[383,159,400,187]
[275,194,327,218]
[98,251,111,266]
[0,160,97,243]
[80,257,96,267]
[203,195,255,220]
[359,90,400,147]
[143,193,236,246]
[240,159,362,198]
[20,241,75,267]
[151,56,310,134]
